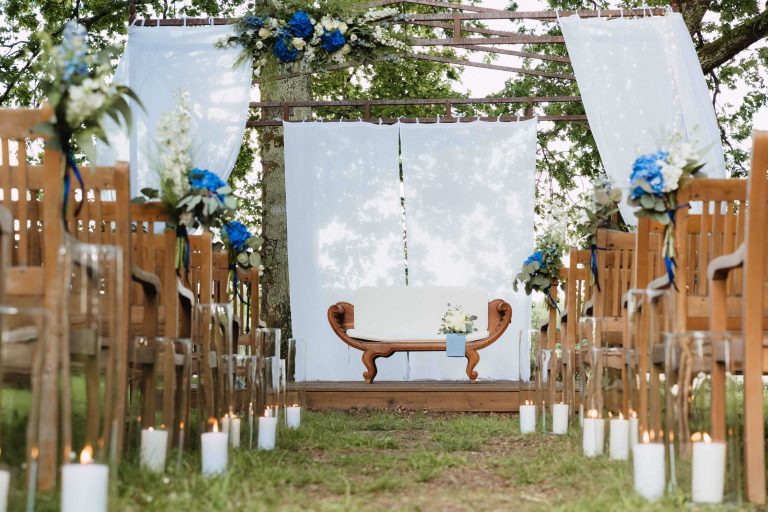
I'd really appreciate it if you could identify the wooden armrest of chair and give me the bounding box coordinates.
[708,243,746,281]
[176,277,194,305]
[132,265,161,295]
[648,273,671,291]
[584,297,594,316]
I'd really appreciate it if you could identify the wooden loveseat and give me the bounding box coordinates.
[327,287,512,383]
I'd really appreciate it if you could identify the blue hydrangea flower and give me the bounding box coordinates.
[288,11,313,39]
[524,251,545,270]
[321,29,346,52]
[224,221,252,253]
[189,169,226,193]
[63,59,89,81]
[272,37,299,62]
[629,151,667,199]
[244,14,264,29]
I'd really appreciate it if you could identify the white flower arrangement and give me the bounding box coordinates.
[438,304,478,335]
[155,90,193,207]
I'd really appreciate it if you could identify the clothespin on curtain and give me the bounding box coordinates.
[554,8,561,25]
[208,16,214,25]
[619,8,624,19]
[436,114,441,124]
[182,16,187,27]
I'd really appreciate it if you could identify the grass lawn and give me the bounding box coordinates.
[66,409,754,511]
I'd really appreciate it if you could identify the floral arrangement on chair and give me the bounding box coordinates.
[135,91,236,270]
[35,21,140,218]
[438,304,478,335]
[513,231,566,308]
[222,220,263,302]
[220,0,409,76]
[575,178,624,290]
[627,136,705,287]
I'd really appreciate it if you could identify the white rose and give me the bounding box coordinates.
[341,43,351,55]
[338,22,348,33]
[256,40,264,49]
[292,37,306,50]
[350,34,358,42]
[258,27,272,38]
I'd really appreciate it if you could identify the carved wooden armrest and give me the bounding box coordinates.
[708,243,746,281]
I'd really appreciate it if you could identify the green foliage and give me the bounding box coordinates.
[573,178,625,248]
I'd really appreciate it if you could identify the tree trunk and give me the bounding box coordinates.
[259,76,311,336]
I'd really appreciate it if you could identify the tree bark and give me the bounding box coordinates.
[259,76,311,336]
[697,9,768,73]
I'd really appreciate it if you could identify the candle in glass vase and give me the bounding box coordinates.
[201,420,228,477]
[230,416,242,448]
[258,409,278,450]
[0,466,9,512]
[61,445,109,512]
[552,403,569,435]
[221,414,231,434]
[287,404,302,429]
[691,432,726,504]
[582,409,605,457]
[632,431,665,501]
[140,427,168,472]
[628,410,639,448]
[609,412,629,460]
[519,400,535,434]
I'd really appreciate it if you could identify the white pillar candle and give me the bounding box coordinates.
[519,401,535,434]
[287,405,302,429]
[61,446,109,512]
[221,415,231,434]
[258,413,278,450]
[201,422,228,477]
[632,433,665,501]
[609,414,630,460]
[579,404,584,428]
[552,403,569,435]
[140,428,168,472]
[691,433,726,504]
[629,413,639,449]
[582,410,605,457]
[230,417,242,448]
[0,468,9,512]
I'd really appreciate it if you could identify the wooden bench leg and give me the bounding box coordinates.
[362,350,379,383]
[466,349,479,382]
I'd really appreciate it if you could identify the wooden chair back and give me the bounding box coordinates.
[0,106,64,489]
[0,206,11,302]
[563,249,591,351]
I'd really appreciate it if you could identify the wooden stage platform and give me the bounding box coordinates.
[305,381,534,412]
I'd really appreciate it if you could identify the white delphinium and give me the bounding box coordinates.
[660,139,701,192]
[155,90,193,203]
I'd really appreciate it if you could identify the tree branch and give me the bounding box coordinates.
[698,9,768,73]
[678,0,712,44]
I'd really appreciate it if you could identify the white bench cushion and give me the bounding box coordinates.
[348,286,489,342]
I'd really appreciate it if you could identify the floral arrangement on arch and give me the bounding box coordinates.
[135,91,236,270]
[220,0,409,76]
[35,21,140,217]
[513,231,566,308]
[437,304,478,335]
[222,220,263,301]
[627,136,705,286]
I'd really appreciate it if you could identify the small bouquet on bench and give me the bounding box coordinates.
[438,304,478,358]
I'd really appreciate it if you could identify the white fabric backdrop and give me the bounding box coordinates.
[284,122,409,381]
[97,25,252,193]
[560,13,725,223]
[401,119,537,380]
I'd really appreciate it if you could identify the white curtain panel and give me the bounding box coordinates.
[97,25,252,194]
[401,119,537,381]
[560,13,725,223]
[284,122,409,381]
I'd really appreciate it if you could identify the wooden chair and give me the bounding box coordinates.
[708,130,768,504]
[0,106,63,489]
[0,205,11,302]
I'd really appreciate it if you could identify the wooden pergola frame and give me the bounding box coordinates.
[126,0,676,126]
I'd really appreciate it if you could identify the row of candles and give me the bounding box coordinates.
[519,401,726,505]
[55,404,303,512]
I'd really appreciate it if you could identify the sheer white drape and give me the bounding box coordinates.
[560,13,725,223]
[97,25,252,194]
[284,122,409,381]
[400,119,538,380]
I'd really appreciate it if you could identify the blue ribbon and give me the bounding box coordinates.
[544,286,559,312]
[62,150,85,226]
[176,226,190,272]
[589,244,607,292]
[229,264,252,333]
[663,203,689,291]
